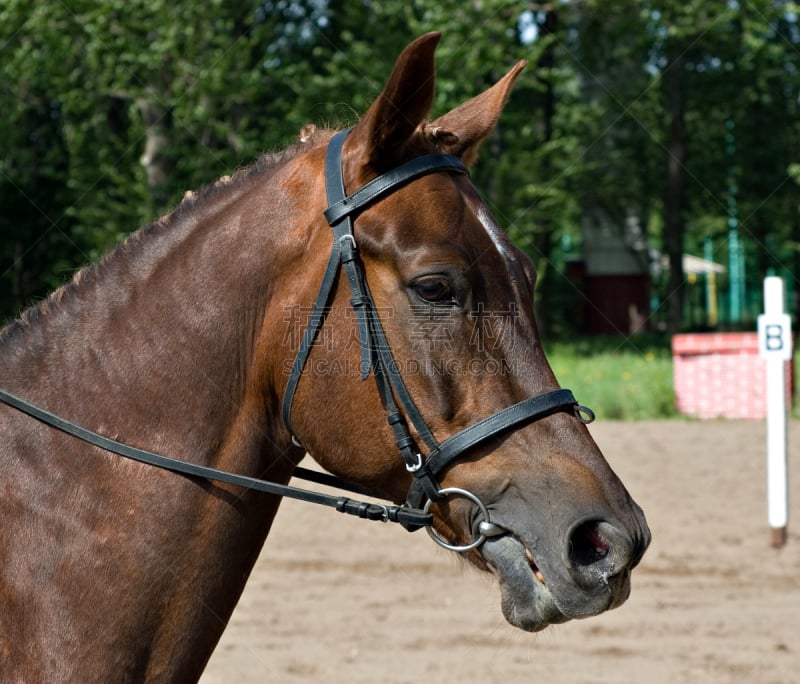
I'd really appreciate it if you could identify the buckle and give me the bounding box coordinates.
[405,453,424,473]
[339,234,357,250]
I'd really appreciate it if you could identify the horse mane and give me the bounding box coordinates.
[0,125,334,348]
[172,123,331,223]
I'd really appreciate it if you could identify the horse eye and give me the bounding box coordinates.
[412,276,456,305]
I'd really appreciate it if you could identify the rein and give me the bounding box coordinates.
[0,388,431,529]
[0,129,594,553]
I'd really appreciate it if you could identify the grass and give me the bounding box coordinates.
[544,335,800,421]
[543,336,679,421]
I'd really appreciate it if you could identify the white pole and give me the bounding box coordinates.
[758,277,791,547]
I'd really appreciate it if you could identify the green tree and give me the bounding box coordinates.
[3,0,799,333]
[569,0,800,331]
[0,0,328,317]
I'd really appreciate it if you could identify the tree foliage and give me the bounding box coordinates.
[2,1,798,330]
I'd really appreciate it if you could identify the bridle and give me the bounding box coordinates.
[0,129,594,555]
[281,129,594,550]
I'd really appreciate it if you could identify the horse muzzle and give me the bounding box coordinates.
[480,510,651,632]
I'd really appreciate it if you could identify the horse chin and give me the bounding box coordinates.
[481,535,569,633]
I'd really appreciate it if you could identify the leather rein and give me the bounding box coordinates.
[0,129,594,553]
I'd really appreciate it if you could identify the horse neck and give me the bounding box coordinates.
[1,159,310,475]
[0,150,337,680]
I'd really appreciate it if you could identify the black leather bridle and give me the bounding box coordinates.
[0,129,594,553]
[281,129,594,548]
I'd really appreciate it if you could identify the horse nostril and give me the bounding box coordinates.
[569,520,611,568]
[567,519,639,591]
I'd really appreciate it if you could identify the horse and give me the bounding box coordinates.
[0,32,650,682]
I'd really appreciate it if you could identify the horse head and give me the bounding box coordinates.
[278,32,650,633]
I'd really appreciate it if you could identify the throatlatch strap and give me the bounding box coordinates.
[281,131,372,431]
[280,234,343,433]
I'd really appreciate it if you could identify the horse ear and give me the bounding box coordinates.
[347,32,441,168]
[425,60,527,166]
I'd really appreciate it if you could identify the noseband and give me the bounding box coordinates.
[282,129,594,549]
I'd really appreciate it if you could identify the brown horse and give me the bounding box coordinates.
[0,33,649,682]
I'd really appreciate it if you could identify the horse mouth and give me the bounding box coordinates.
[524,546,546,585]
[481,535,569,632]
[482,524,634,633]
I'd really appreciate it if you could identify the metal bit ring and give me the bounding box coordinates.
[423,487,506,553]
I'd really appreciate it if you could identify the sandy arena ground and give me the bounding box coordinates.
[200,420,800,684]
